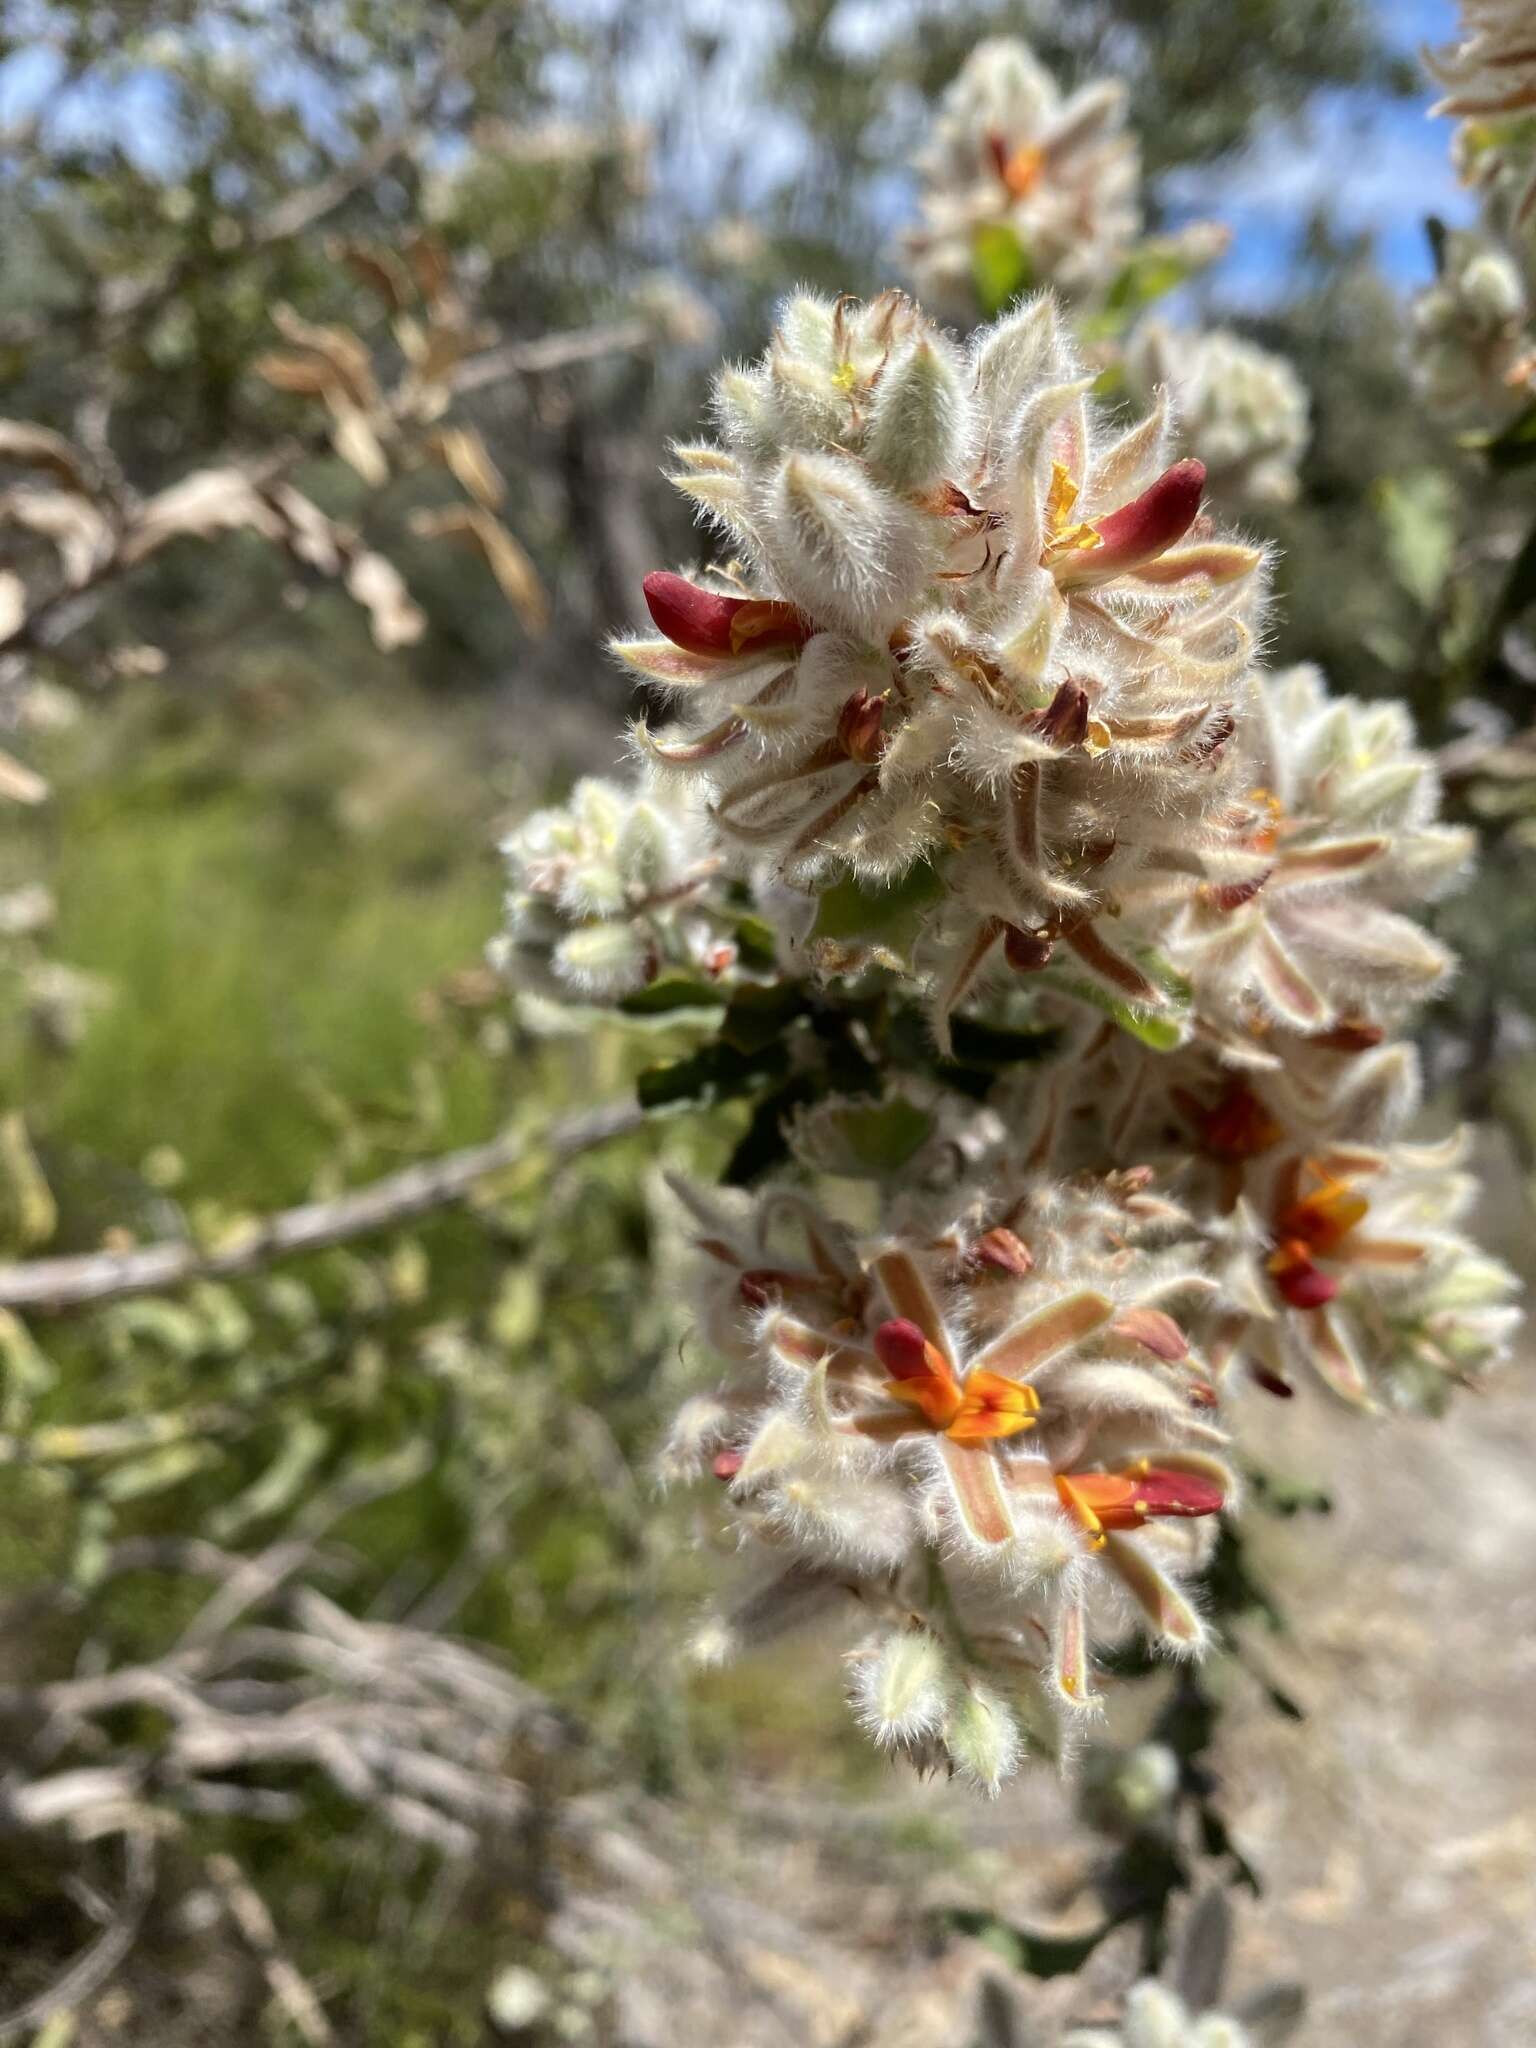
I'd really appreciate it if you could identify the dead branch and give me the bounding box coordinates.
[0,1098,642,1315]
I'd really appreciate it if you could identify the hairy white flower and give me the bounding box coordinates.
[1412,231,1534,416]
[1165,664,1473,1044]
[1065,1981,1255,2048]
[902,37,1140,314]
[493,774,730,1001]
[1127,323,1310,507]
[667,1172,1235,1780]
[618,289,1268,1046]
[1427,0,1536,225]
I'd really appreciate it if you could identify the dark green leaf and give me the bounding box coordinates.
[1467,401,1536,472]
[618,975,725,1016]
[811,862,944,947]
[940,1908,1118,1980]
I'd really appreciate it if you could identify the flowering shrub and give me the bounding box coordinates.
[488,53,1523,1953]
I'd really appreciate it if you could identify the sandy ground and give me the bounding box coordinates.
[556,1362,1536,2047]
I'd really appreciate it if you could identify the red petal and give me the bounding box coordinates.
[873,1317,934,1381]
[642,572,812,659]
[1091,459,1205,572]
[643,571,746,656]
[1133,1466,1227,1518]
[1273,1259,1340,1311]
[712,1449,745,1480]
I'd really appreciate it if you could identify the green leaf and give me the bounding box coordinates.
[939,1908,1119,1980]
[811,862,944,949]
[637,1038,787,1112]
[970,223,1033,320]
[733,914,779,970]
[1494,512,1536,629]
[719,979,808,1054]
[1056,975,1186,1052]
[946,1015,1060,1067]
[821,1096,934,1173]
[619,975,727,1016]
[724,1079,816,1185]
[1466,399,1536,471]
[1373,471,1457,610]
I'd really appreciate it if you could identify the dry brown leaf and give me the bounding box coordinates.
[432,426,505,509]
[0,569,25,642]
[270,304,378,409]
[0,746,49,805]
[329,238,414,313]
[344,550,427,651]
[253,352,337,398]
[329,405,390,488]
[0,486,114,585]
[409,503,548,634]
[0,420,96,494]
[263,484,344,576]
[403,232,453,307]
[122,468,280,566]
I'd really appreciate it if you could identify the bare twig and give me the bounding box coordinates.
[0,1099,642,1315]
[0,1831,155,2041]
[204,1851,337,2047]
[451,318,652,392]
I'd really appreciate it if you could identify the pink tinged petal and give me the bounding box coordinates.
[1101,1533,1204,1650]
[1127,542,1263,586]
[1064,923,1164,1006]
[764,1315,875,1382]
[872,1250,956,1369]
[1271,836,1388,885]
[611,637,774,688]
[1253,928,1330,1029]
[1343,1237,1428,1268]
[1304,1307,1377,1410]
[1052,1588,1095,1709]
[971,1289,1116,1380]
[637,716,748,765]
[1112,1307,1189,1361]
[712,1449,745,1480]
[929,916,1005,1057]
[938,1436,1016,1547]
[1058,459,1205,586]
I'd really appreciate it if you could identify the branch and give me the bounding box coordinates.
[0,1099,643,1315]
[451,318,652,392]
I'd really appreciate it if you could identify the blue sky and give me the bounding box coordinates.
[0,0,1474,308]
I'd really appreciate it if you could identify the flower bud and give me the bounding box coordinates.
[850,1627,950,1747]
[836,688,886,762]
[971,1225,1034,1276]
[551,920,652,998]
[864,336,965,493]
[874,1316,938,1380]
[942,1680,1022,1795]
[1004,925,1055,973]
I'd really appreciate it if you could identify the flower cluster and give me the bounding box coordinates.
[617,288,1266,1045]
[665,1171,1232,1788]
[1125,323,1310,508]
[1064,1980,1264,2048]
[901,37,1140,316]
[1411,230,1534,415]
[490,774,728,1000]
[492,50,1523,1800]
[1428,0,1536,227]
